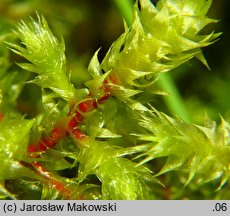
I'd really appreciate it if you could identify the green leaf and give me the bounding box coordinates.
[88,49,102,78]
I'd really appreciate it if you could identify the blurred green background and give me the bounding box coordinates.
[0,0,229,124]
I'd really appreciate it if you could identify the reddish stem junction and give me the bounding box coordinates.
[28,81,112,153]
[27,75,117,198]
[0,74,119,199]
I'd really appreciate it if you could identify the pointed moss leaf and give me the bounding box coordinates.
[96,128,122,138]
[111,68,152,86]
[156,155,186,176]
[17,63,40,73]
[195,52,210,70]
[127,100,149,111]
[42,150,72,171]
[216,176,229,191]
[9,14,76,100]
[88,49,102,78]
[110,84,142,101]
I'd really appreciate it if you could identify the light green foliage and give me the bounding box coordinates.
[137,110,230,188]
[76,139,157,199]
[85,0,220,107]
[0,117,36,181]
[0,71,28,113]
[0,116,34,161]
[8,14,76,100]
[101,0,220,87]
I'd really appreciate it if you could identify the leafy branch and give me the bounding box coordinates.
[7,14,76,100]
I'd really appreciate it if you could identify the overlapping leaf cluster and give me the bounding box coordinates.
[95,0,220,100]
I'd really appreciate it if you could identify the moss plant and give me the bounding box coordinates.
[0,0,229,200]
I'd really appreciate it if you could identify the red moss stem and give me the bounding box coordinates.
[32,161,80,199]
[25,74,119,198]
[27,74,117,153]
[0,112,3,121]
